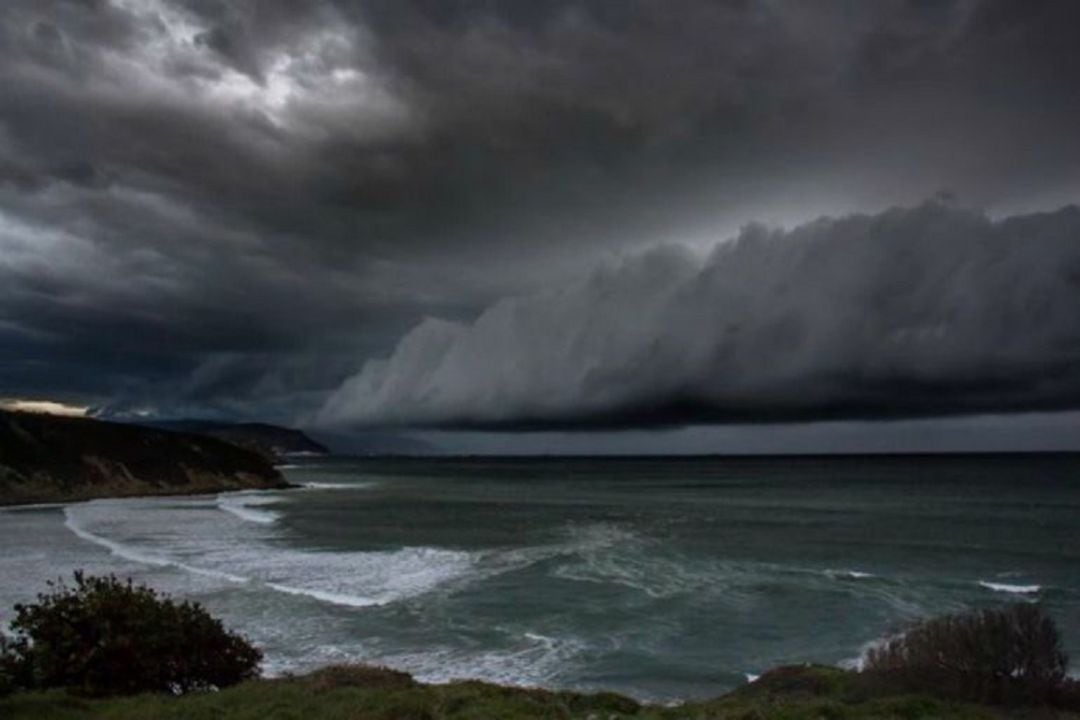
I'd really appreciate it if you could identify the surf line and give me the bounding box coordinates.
[216,493,282,524]
[61,505,387,610]
[977,580,1041,594]
[62,505,247,583]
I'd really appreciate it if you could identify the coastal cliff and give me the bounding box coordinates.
[0,411,288,505]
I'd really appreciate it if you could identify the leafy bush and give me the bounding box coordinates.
[864,603,1068,705]
[3,571,261,696]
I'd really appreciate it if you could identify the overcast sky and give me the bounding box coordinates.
[1,0,1078,452]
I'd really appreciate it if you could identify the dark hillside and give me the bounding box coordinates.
[142,420,328,460]
[0,411,287,505]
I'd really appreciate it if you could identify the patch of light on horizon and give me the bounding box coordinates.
[0,399,89,417]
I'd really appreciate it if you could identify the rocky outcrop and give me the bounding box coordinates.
[0,411,288,505]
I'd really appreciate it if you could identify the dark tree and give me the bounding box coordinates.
[2,572,261,696]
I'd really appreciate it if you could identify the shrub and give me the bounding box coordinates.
[1057,677,1080,711]
[4,571,261,696]
[0,634,27,697]
[864,603,1068,705]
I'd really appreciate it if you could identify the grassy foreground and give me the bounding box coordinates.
[2,664,1076,720]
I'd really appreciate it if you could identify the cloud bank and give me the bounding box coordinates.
[319,202,1080,429]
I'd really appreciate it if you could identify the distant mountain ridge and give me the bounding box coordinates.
[0,411,288,506]
[139,420,439,458]
[139,420,329,461]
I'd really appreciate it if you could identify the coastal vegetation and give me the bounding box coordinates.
[2,661,1077,719]
[2,573,1078,719]
[865,603,1070,706]
[0,572,261,697]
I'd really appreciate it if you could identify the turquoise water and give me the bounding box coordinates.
[1,455,1078,701]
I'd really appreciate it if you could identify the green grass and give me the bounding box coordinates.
[2,664,1076,720]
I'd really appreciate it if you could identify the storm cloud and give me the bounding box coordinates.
[0,1,1079,436]
[319,201,1080,429]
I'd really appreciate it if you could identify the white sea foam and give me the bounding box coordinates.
[260,642,370,678]
[379,631,588,689]
[266,583,380,608]
[217,493,283,524]
[63,504,247,583]
[839,636,892,671]
[826,569,875,580]
[301,481,375,490]
[259,545,478,608]
[63,500,479,610]
[978,580,1041,594]
[259,625,589,689]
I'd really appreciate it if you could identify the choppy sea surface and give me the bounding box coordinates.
[2,454,1078,702]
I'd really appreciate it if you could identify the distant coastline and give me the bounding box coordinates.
[0,410,290,506]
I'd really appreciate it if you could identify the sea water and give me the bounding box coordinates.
[1,454,1078,702]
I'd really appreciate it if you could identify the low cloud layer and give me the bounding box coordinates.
[319,202,1080,429]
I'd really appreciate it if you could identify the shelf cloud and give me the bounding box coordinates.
[320,201,1080,429]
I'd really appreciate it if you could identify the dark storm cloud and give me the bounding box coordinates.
[0,0,1078,425]
[318,202,1080,429]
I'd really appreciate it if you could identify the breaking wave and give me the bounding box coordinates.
[216,493,283,524]
[978,580,1041,594]
[63,505,248,583]
[840,635,892,671]
[62,500,478,609]
[826,569,875,580]
[377,630,589,689]
[301,481,376,490]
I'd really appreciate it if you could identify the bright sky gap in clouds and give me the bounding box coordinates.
[1,0,1079,452]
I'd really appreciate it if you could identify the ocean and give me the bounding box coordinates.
[1,454,1078,702]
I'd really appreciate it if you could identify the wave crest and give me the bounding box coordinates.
[978,580,1041,594]
[217,493,283,524]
